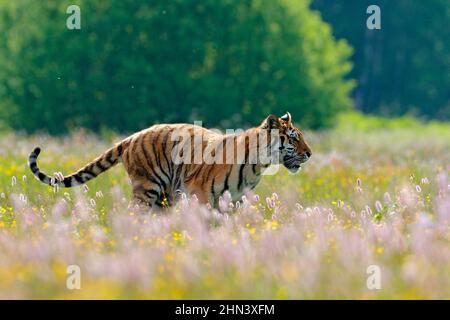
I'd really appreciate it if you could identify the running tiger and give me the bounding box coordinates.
[28,112,312,209]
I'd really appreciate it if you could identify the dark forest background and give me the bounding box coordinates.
[0,0,448,134]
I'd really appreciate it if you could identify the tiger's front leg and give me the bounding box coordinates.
[183,183,211,205]
[183,167,219,207]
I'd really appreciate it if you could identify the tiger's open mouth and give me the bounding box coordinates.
[284,154,309,173]
[284,156,302,173]
[287,163,301,173]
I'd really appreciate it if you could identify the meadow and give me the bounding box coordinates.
[0,113,449,299]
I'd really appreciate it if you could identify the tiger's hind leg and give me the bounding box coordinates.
[130,177,176,211]
[129,179,166,212]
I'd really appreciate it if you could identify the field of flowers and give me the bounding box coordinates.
[0,116,449,299]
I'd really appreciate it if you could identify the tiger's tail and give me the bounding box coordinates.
[28,141,126,188]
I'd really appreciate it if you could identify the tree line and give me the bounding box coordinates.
[312,0,450,120]
[0,0,353,134]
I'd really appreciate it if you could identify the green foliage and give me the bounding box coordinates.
[312,0,450,120]
[0,0,353,134]
[336,111,450,134]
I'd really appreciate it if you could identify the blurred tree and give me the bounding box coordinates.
[0,0,353,134]
[312,0,450,120]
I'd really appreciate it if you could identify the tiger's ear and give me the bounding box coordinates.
[280,112,291,123]
[261,114,281,129]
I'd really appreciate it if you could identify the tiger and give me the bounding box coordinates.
[28,112,312,209]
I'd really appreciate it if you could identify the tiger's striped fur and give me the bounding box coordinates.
[28,113,312,209]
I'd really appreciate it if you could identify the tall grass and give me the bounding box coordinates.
[0,119,449,299]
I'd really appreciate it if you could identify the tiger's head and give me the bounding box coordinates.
[261,112,312,173]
